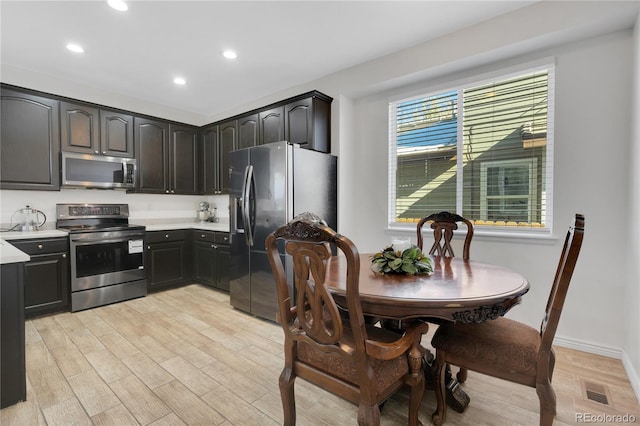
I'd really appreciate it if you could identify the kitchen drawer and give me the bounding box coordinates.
[214,232,230,245]
[9,238,68,255]
[193,230,215,243]
[146,230,187,244]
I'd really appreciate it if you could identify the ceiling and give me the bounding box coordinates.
[1,1,539,120]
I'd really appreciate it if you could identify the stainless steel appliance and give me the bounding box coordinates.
[197,201,211,222]
[56,203,146,311]
[61,152,136,189]
[229,141,337,321]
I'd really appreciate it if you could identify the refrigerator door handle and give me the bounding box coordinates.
[242,164,255,247]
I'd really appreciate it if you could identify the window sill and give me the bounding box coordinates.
[385,224,559,243]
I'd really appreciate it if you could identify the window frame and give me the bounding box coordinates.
[388,60,555,238]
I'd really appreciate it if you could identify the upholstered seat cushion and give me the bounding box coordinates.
[296,323,410,394]
[431,317,540,386]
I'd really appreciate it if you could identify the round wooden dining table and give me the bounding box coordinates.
[325,254,530,323]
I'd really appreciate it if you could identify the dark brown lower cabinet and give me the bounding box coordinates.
[8,238,70,318]
[146,230,190,290]
[192,230,230,292]
[1,262,26,408]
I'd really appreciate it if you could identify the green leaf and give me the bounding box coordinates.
[402,263,417,274]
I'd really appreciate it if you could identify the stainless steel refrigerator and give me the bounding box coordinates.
[229,141,337,322]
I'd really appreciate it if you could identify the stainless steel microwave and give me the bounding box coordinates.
[62,152,136,189]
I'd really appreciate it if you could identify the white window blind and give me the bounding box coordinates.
[389,64,554,235]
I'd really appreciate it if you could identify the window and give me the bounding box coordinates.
[389,64,554,235]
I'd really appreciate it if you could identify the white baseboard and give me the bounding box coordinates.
[622,352,640,405]
[554,336,640,404]
[554,336,623,359]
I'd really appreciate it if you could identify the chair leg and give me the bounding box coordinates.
[357,404,381,426]
[456,367,468,383]
[431,352,448,426]
[406,345,426,426]
[279,367,296,426]
[536,381,556,426]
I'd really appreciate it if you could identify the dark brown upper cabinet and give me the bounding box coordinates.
[217,120,237,194]
[1,87,60,190]
[285,94,331,153]
[200,125,219,195]
[61,101,134,158]
[135,118,198,195]
[259,106,285,145]
[200,124,234,195]
[170,124,199,195]
[238,113,259,149]
[135,117,169,193]
[101,110,134,157]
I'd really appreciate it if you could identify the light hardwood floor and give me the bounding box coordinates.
[2,284,639,425]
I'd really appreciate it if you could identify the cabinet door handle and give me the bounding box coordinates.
[201,234,206,238]
[94,150,99,154]
[165,234,169,238]
[165,190,170,194]
[102,151,106,155]
[147,245,151,249]
[62,253,66,258]
[37,244,43,249]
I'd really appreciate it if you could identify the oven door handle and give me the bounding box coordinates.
[70,237,143,244]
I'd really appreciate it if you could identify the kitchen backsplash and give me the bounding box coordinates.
[0,189,229,228]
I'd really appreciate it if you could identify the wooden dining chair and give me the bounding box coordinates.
[416,211,474,260]
[430,213,585,426]
[266,212,429,426]
[417,211,474,385]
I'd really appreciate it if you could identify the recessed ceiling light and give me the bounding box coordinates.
[66,43,84,53]
[173,77,186,85]
[108,0,128,11]
[223,50,237,60]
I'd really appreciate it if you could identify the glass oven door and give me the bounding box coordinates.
[70,229,146,292]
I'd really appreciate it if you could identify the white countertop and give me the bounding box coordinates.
[0,240,30,264]
[133,218,229,232]
[0,218,229,264]
[1,229,69,240]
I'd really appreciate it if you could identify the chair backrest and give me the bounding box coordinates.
[538,214,584,369]
[416,211,474,260]
[266,212,368,360]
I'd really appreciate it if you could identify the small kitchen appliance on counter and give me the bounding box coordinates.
[56,203,147,312]
[196,201,220,223]
[197,201,211,222]
[16,205,47,232]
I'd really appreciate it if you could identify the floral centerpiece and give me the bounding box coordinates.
[370,244,433,275]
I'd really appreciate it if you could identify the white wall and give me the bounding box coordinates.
[625,9,640,399]
[340,30,633,354]
[0,189,229,226]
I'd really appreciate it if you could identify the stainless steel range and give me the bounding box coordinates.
[56,203,147,312]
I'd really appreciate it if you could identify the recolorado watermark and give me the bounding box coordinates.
[576,412,637,423]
